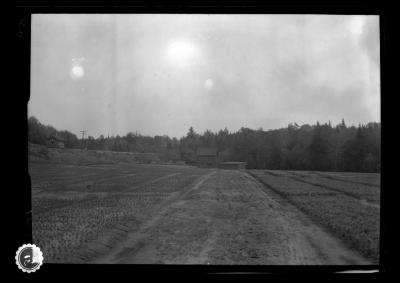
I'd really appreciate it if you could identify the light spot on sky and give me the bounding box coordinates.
[165,40,198,68]
[349,16,364,35]
[70,57,85,80]
[70,64,84,80]
[205,78,214,91]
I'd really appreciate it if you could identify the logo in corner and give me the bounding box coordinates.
[15,244,43,273]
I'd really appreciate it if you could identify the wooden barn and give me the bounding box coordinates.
[47,134,65,148]
[218,162,247,170]
[196,147,218,167]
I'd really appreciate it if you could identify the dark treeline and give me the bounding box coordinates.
[28,116,181,161]
[28,116,380,172]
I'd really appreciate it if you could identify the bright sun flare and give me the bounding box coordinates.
[70,64,84,80]
[166,40,197,67]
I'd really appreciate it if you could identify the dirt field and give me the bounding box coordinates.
[30,163,379,265]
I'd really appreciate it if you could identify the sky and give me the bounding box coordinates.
[30,14,380,139]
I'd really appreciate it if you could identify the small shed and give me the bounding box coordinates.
[196,147,218,167]
[218,162,247,170]
[47,134,65,148]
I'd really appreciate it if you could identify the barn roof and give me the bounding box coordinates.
[196,147,217,156]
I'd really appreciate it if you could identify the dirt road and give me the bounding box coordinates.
[91,170,370,265]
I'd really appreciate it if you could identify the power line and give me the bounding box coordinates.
[80,130,87,149]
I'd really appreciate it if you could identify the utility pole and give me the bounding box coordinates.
[80,130,87,150]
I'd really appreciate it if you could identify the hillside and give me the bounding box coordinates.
[28,142,164,166]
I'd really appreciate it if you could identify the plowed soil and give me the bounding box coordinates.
[91,170,370,265]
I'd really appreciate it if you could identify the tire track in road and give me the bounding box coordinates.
[245,172,371,265]
[90,170,216,264]
[93,169,371,265]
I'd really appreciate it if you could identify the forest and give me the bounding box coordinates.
[28,116,380,172]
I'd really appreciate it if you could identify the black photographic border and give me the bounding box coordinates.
[12,0,393,278]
